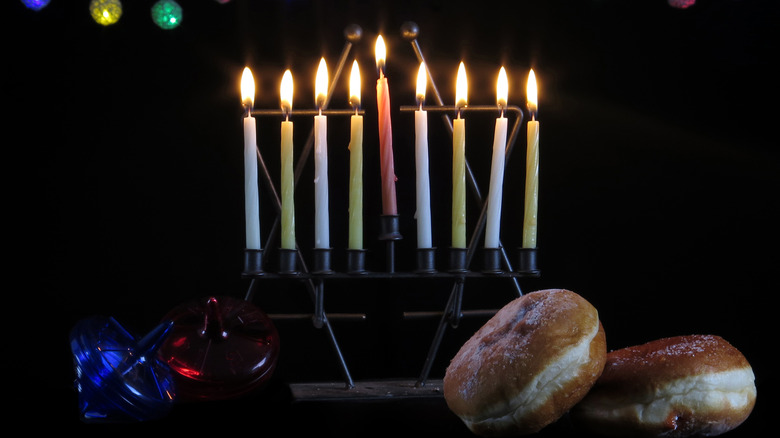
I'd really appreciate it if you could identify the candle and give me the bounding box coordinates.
[280,69,296,250]
[523,68,540,248]
[314,58,330,249]
[485,66,509,249]
[348,60,364,250]
[375,35,398,216]
[240,67,261,250]
[414,62,432,249]
[452,61,468,249]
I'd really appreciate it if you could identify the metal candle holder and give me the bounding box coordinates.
[416,247,436,274]
[240,22,540,398]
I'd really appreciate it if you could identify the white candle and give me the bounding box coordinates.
[280,69,296,250]
[241,67,261,250]
[485,67,509,249]
[348,60,363,250]
[523,69,540,248]
[314,58,330,249]
[452,62,468,249]
[414,62,432,249]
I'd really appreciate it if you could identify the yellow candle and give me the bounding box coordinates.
[523,69,540,248]
[240,67,261,250]
[280,69,296,250]
[348,60,363,250]
[452,62,468,249]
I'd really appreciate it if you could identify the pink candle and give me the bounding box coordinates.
[375,35,398,216]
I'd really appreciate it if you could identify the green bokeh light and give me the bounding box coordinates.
[89,0,122,26]
[151,0,183,30]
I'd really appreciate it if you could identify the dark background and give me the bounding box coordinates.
[8,0,778,436]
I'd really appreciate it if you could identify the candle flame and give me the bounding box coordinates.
[349,60,361,109]
[456,61,468,109]
[416,62,427,105]
[280,69,293,114]
[375,35,386,75]
[315,57,328,109]
[241,67,255,108]
[497,66,508,109]
[527,68,538,116]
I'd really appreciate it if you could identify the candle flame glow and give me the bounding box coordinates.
[456,62,468,109]
[349,60,361,109]
[497,66,508,109]
[416,62,427,105]
[527,68,538,116]
[315,57,328,109]
[281,69,293,115]
[375,35,386,75]
[241,67,255,108]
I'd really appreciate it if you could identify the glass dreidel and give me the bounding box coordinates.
[69,316,177,423]
[157,295,280,401]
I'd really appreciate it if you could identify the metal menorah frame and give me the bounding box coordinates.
[241,22,539,400]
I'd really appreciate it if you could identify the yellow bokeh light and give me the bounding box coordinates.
[89,0,123,26]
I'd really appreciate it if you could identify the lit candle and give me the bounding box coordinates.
[280,69,296,250]
[485,66,509,249]
[452,62,468,249]
[523,68,540,248]
[415,62,432,249]
[314,58,330,249]
[240,67,261,250]
[348,60,364,250]
[375,35,398,216]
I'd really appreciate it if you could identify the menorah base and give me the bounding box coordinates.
[289,378,444,402]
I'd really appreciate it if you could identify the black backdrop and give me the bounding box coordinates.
[8,0,778,436]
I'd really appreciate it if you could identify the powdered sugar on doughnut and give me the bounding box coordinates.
[571,334,757,437]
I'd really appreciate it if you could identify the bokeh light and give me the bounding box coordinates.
[89,0,123,26]
[21,0,51,11]
[151,0,183,30]
[668,0,696,8]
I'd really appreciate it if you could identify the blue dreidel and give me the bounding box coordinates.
[70,316,177,423]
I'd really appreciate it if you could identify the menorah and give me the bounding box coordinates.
[240,22,539,400]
